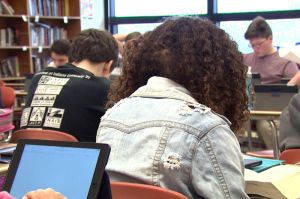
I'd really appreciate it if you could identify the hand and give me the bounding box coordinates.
[22,188,67,199]
[0,191,15,199]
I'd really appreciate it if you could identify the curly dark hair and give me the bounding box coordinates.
[108,17,249,133]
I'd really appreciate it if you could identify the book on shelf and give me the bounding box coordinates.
[29,0,68,16]
[30,22,67,46]
[0,27,17,46]
[245,164,300,199]
[0,0,15,15]
[0,56,19,78]
[32,54,51,73]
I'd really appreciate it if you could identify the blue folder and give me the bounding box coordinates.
[249,157,284,172]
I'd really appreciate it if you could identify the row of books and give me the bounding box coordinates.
[0,0,15,15]
[0,56,19,78]
[0,27,17,46]
[32,55,51,73]
[29,0,69,16]
[31,22,67,46]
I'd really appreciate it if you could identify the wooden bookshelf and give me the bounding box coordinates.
[0,0,81,78]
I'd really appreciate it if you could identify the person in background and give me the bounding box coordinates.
[244,16,299,84]
[244,16,299,149]
[20,29,118,142]
[48,39,71,67]
[279,92,300,152]
[288,71,300,86]
[113,32,142,56]
[97,17,249,198]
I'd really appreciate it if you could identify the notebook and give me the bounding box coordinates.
[3,139,110,199]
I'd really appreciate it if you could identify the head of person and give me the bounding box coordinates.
[244,16,274,57]
[124,32,142,43]
[50,39,71,67]
[69,28,119,78]
[108,17,248,132]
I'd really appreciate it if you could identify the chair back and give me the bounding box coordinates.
[111,182,188,199]
[279,149,300,164]
[0,86,16,108]
[9,129,78,143]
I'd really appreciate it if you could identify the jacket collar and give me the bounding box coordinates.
[130,76,198,104]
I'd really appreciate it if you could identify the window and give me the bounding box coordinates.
[114,0,207,17]
[217,0,300,13]
[117,23,161,34]
[219,21,252,53]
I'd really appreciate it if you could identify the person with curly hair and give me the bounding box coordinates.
[97,17,249,198]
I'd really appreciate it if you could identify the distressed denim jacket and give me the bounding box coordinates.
[97,77,249,199]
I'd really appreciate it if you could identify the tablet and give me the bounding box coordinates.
[3,139,110,199]
[244,158,262,169]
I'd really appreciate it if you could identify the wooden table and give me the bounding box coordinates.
[249,110,282,159]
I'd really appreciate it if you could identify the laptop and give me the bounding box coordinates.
[251,73,261,86]
[3,139,110,199]
[253,84,298,111]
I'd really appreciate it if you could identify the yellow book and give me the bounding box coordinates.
[64,0,69,16]
[245,165,300,199]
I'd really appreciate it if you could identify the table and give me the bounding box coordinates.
[248,110,282,159]
[0,143,17,175]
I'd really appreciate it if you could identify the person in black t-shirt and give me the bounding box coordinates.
[20,29,119,142]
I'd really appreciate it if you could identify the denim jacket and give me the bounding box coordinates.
[97,77,249,199]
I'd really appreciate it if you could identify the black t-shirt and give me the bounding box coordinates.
[20,64,110,142]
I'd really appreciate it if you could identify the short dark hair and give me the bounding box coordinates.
[50,39,71,56]
[125,32,142,43]
[244,16,272,39]
[69,29,119,70]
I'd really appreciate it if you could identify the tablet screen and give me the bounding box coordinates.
[9,144,100,199]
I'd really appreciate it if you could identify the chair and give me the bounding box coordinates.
[111,182,188,199]
[0,86,16,141]
[0,86,16,108]
[279,149,300,164]
[9,129,78,143]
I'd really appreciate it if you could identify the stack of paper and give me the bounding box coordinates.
[245,165,300,199]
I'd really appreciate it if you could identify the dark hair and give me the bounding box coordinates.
[69,29,119,70]
[125,32,142,43]
[50,39,71,56]
[244,16,272,39]
[107,17,249,133]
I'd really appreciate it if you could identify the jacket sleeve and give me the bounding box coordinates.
[191,125,249,199]
[279,93,300,151]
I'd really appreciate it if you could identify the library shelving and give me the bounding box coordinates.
[0,0,81,82]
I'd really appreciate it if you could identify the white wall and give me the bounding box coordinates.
[81,0,105,30]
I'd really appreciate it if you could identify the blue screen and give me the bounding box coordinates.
[10,145,100,199]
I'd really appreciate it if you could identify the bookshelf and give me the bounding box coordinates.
[0,0,81,80]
